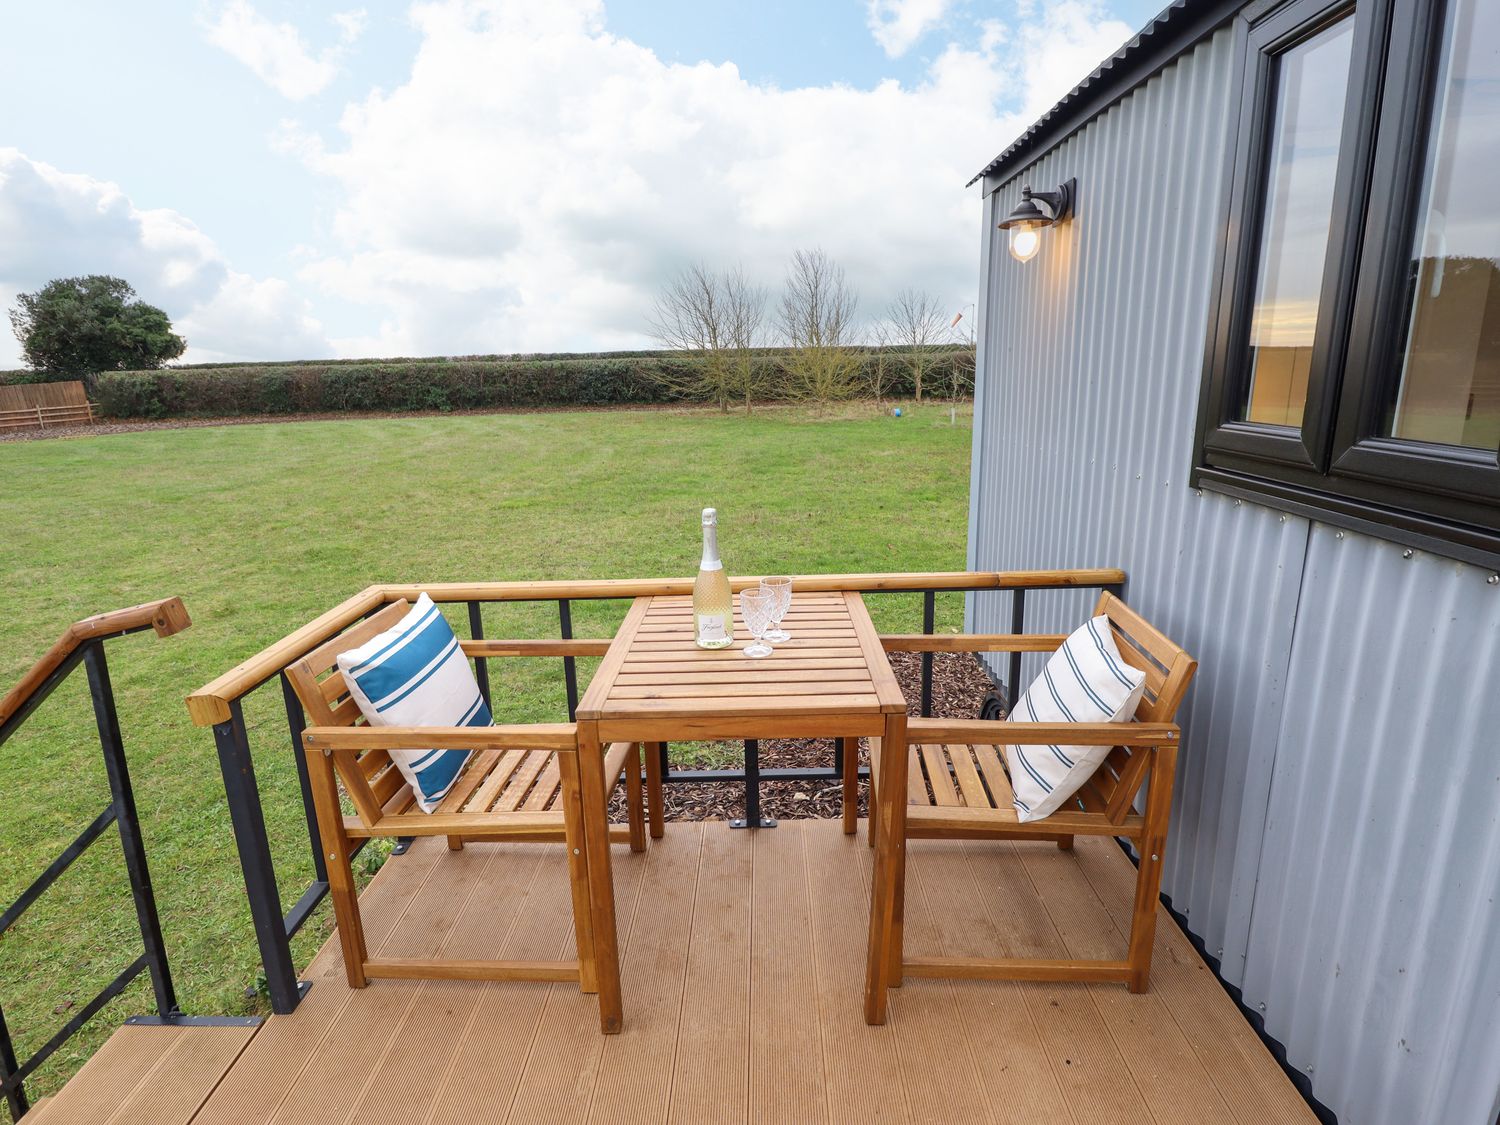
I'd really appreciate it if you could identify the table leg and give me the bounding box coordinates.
[865,711,908,1025]
[577,720,623,1033]
[644,741,666,839]
[840,736,858,834]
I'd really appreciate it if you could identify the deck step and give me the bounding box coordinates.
[27,1024,257,1125]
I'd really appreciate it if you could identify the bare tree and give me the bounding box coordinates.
[947,303,977,424]
[777,248,862,404]
[648,262,767,412]
[867,319,895,404]
[724,266,768,413]
[648,263,733,411]
[887,287,947,402]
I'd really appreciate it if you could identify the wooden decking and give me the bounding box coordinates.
[36,820,1314,1124]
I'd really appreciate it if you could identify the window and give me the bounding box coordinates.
[1196,0,1500,564]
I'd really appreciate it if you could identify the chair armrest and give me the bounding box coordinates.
[905,717,1179,747]
[879,634,1068,653]
[303,723,578,753]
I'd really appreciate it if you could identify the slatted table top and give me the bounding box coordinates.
[577,590,905,730]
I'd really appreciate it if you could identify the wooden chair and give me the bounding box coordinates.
[864,591,1196,1024]
[285,598,648,1033]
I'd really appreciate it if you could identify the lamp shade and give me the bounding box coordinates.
[998,195,1052,230]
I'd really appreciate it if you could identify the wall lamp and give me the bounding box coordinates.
[997,178,1076,262]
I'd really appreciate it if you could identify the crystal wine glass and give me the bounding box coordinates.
[760,576,792,643]
[739,588,776,658]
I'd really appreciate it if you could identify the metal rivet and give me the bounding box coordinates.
[573,848,581,855]
[1278,515,1285,523]
[1216,948,1224,957]
[1402,549,1414,559]
[1306,1066,1315,1073]
[1259,1002,1267,1012]
[1135,473,1141,480]
[1151,854,1159,862]
[1488,575,1499,586]
[1233,499,1242,507]
[1335,531,1344,540]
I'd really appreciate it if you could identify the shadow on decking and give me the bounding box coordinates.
[31,820,1314,1124]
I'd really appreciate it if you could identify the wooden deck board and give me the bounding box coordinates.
[667,822,752,1124]
[28,1025,255,1125]
[46,824,1314,1125]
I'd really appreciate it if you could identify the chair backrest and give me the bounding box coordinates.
[285,599,414,825]
[1079,592,1198,822]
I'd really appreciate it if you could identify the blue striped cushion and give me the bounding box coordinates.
[336,594,488,813]
[1006,616,1146,822]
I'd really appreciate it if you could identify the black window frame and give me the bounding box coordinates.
[1193,0,1500,567]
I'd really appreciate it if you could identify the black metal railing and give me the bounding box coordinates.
[0,599,255,1123]
[191,572,1124,1017]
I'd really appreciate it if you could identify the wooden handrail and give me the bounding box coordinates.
[185,570,1126,727]
[388,569,1123,602]
[880,633,1069,653]
[0,597,191,728]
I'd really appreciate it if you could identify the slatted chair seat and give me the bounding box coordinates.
[285,597,644,1034]
[869,738,1148,838]
[864,592,1197,1025]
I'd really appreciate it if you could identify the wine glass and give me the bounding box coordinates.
[760,576,792,643]
[739,588,776,658]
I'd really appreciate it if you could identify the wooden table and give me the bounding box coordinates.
[572,589,910,993]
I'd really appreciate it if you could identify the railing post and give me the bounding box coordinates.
[730,739,775,829]
[212,699,305,1015]
[83,642,179,1020]
[920,589,936,717]
[280,673,327,885]
[0,999,27,1121]
[559,599,579,721]
[467,601,492,712]
[1008,588,1026,709]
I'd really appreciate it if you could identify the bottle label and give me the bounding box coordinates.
[697,613,728,642]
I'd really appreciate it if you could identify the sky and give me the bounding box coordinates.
[0,0,1163,366]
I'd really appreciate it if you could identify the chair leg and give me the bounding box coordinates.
[1127,745,1178,993]
[841,737,858,835]
[306,754,368,988]
[558,751,598,995]
[644,741,666,840]
[867,738,880,847]
[626,744,647,853]
[447,835,464,851]
[1056,835,1075,851]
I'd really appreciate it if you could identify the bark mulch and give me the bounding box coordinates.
[607,650,1001,825]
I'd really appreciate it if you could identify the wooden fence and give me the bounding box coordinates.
[0,382,95,432]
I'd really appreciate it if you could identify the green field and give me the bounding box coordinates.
[0,401,972,1100]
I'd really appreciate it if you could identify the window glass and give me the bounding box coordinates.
[1385,0,1500,451]
[1242,16,1355,427]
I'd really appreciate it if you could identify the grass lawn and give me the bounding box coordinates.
[0,400,972,1100]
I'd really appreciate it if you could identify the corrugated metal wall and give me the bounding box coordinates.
[965,25,1500,1125]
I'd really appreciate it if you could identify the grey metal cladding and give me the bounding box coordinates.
[965,23,1500,1125]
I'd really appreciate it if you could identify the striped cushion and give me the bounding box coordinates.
[1006,616,1146,823]
[336,594,488,813]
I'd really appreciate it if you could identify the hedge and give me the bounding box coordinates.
[94,349,974,419]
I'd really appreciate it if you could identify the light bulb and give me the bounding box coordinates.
[1009,224,1041,262]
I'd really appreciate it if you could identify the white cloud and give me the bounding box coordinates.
[866,0,953,58]
[332,8,368,43]
[0,148,328,366]
[201,0,364,100]
[287,0,1133,358]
